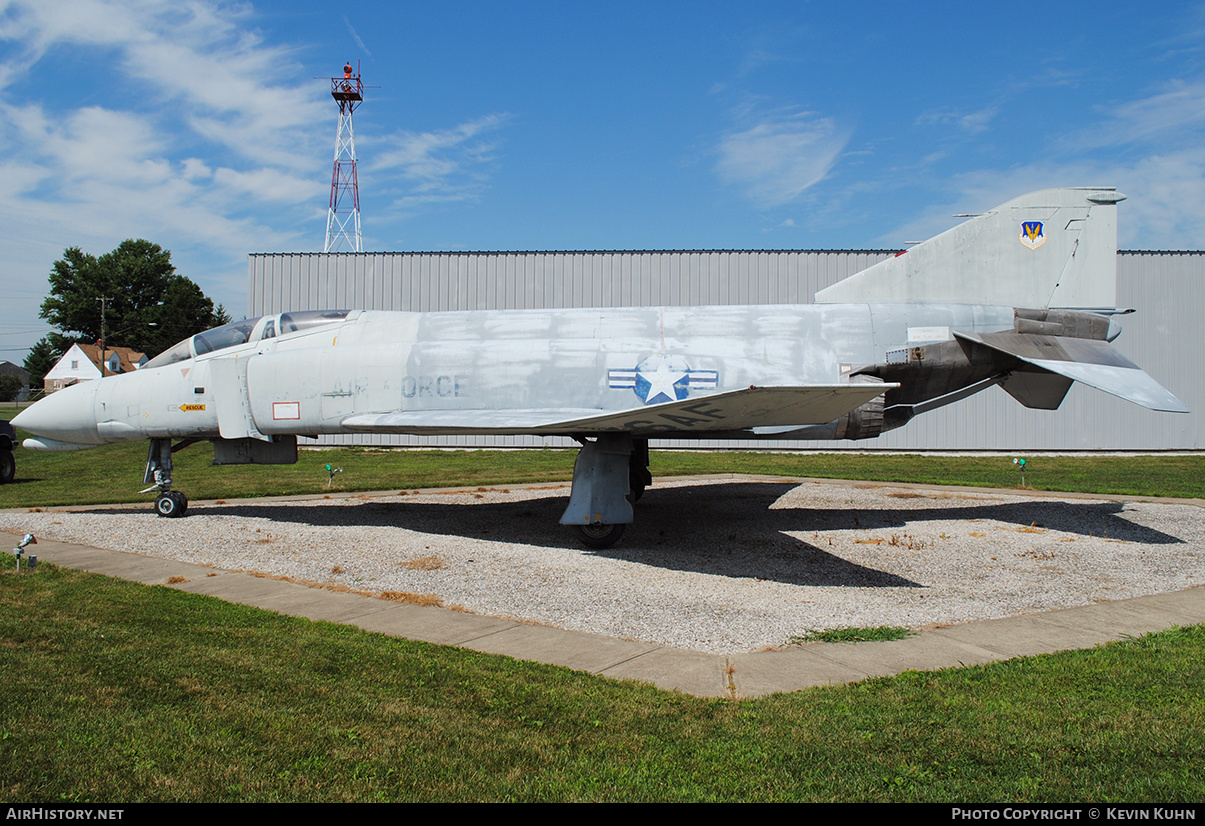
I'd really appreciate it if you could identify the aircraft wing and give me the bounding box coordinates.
[340,383,897,436]
[953,331,1188,413]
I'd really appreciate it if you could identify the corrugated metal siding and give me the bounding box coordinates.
[247,250,1205,451]
[249,250,895,315]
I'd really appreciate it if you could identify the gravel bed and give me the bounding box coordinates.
[2,478,1203,654]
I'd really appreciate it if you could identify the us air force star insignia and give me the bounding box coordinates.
[641,361,687,404]
[1019,220,1045,250]
[608,355,719,405]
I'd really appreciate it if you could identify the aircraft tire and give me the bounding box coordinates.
[154,492,186,519]
[574,522,625,549]
[0,449,13,484]
[173,491,189,516]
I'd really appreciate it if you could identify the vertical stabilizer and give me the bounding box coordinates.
[815,188,1124,309]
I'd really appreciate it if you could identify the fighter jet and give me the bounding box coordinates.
[13,188,1187,548]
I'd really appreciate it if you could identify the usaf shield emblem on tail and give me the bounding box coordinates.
[1019,220,1045,250]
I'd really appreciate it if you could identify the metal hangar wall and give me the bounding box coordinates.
[247,249,1204,451]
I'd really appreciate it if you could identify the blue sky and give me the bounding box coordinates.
[2,0,1205,359]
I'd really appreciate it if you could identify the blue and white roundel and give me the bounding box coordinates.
[608,355,719,405]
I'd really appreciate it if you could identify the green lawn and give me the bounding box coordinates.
[2,563,1203,802]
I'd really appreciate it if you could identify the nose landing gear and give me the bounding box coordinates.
[141,438,190,518]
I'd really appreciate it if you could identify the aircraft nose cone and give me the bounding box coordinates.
[12,382,102,446]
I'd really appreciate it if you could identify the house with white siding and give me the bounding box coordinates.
[43,344,147,393]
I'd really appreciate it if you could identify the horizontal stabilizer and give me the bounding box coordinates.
[954,331,1188,413]
[341,383,898,436]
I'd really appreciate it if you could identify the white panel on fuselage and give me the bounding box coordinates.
[211,356,264,440]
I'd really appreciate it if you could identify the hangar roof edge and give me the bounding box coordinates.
[248,249,1204,257]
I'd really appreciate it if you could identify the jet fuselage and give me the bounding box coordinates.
[19,302,1017,448]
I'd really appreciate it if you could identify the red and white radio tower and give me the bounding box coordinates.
[324,61,364,252]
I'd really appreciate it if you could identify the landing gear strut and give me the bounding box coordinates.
[561,434,650,549]
[628,438,651,503]
[141,438,189,518]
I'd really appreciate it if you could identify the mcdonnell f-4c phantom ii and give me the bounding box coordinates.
[13,188,1188,548]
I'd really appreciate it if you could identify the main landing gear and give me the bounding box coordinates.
[575,521,625,549]
[141,438,189,518]
[561,435,650,549]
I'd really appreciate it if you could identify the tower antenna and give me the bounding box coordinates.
[324,60,364,252]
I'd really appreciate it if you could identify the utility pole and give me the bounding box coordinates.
[97,296,110,374]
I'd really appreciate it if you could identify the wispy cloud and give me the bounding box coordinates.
[716,109,850,209]
[760,218,796,233]
[1082,79,1205,149]
[343,15,371,57]
[370,114,512,208]
[916,106,999,134]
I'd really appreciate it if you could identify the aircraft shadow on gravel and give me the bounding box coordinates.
[161,480,1183,588]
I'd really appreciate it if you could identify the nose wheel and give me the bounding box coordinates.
[154,491,188,518]
[144,438,190,518]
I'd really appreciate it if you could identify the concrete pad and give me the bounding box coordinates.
[599,648,730,697]
[929,612,1126,659]
[9,536,216,585]
[800,630,1009,678]
[1134,585,1205,614]
[169,573,354,616]
[348,601,520,647]
[1007,596,1205,644]
[170,570,326,604]
[9,540,104,569]
[727,647,876,697]
[228,583,362,619]
[1095,587,1205,625]
[63,555,196,585]
[462,623,663,673]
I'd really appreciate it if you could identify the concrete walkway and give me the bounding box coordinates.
[11,517,1205,699]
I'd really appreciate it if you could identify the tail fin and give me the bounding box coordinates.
[815,187,1124,310]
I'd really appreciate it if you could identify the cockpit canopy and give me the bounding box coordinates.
[144,310,355,369]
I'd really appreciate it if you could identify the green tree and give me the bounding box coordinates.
[23,337,58,390]
[39,240,230,358]
[0,374,22,402]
